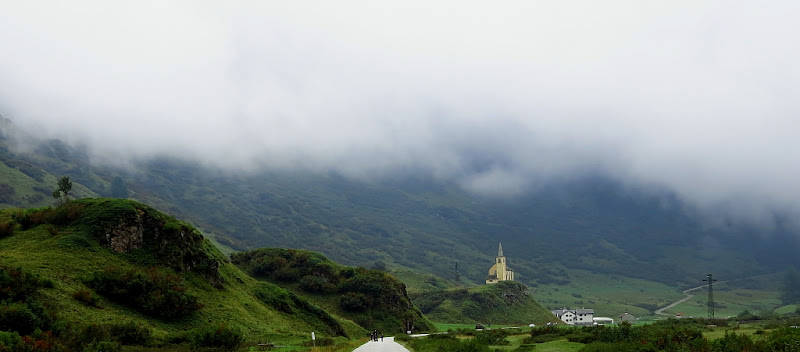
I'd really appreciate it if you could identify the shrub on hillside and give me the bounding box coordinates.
[0,302,38,335]
[252,282,293,313]
[299,275,328,293]
[6,330,63,351]
[10,204,84,231]
[72,289,100,307]
[0,330,22,349]
[109,322,152,346]
[86,267,201,319]
[69,322,151,347]
[339,292,370,312]
[0,265,50,302]
[0,221,14,238]
[46,203,84,226]
[13,207,48,230]
[190,325,243,351]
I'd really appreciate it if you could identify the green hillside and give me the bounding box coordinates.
[410,282,561,326]
[0,198,364,350]
[1,118,797,318]
[231,248,434,334]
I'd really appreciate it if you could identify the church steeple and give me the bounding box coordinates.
[486,242,514,284]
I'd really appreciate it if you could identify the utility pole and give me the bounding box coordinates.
[454,262,461,286]
[703,274,717,319]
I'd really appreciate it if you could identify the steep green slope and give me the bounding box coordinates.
[231,248,434,334]
[0,198,364,350]
[410,282,561,325]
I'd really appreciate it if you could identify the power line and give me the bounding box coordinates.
[703,274,717,319]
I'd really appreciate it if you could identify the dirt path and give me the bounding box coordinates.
[654,284,708,316]
[655,275,765,317]
[352,337,410,352]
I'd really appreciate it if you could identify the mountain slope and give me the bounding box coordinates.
[1,118,798,311]
[0,198,364,349]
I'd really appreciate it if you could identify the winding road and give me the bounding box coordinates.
[656,277,748,317]
[654,284,709,316]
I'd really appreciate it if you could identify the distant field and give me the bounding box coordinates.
[656,273,783,318]
[420,321,788,352]
[527,270,784,320]
[532,269,684,318]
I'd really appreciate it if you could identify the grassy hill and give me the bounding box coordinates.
[231,248,435,335]
[410,281,561,326]
[0,198,366,350]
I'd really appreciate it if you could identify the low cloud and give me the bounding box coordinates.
[2,1,800,223]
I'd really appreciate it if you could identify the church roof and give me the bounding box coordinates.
[498,242,504,257]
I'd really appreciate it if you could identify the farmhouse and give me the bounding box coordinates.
[551,308,595,326]
[485,242,514,284]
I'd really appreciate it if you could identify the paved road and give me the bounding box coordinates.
[352,337,410,352]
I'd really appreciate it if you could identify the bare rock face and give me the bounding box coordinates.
[105,208,146,253]
[99,205,222,288]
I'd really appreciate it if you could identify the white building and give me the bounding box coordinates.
[551,308,595,326]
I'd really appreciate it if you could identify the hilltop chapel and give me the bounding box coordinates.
[485,242,514,284]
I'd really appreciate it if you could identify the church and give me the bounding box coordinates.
[486,242,514,284]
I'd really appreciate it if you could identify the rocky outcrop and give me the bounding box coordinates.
[99,203,223,287]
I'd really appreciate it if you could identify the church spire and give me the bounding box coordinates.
[498,242,504,257]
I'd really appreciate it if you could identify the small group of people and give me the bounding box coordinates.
[370,330,383,342]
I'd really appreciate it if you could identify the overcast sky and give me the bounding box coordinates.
[1,1,799,222]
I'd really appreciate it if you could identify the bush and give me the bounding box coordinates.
[191,325,244,351]
[474,329,509,345]
[340,292,370,312]
[72,289,100,307]
[0,302,38,335]
[252,283,293,313]
[83,340,121,352]
[10,204,84,231]
[0,265,46,301]
[72,323,112,346]
[0,331,22,349]
[0,221,14,238]
[86,267,202,319]
[15,330,63,351]
[109,322,152,346]
[14,208,50,230]
[45,203,84,226]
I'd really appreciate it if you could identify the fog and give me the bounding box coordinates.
[1,1,799,222]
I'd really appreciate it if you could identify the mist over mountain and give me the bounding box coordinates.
[2,1,800,232]
[1,122,798,292]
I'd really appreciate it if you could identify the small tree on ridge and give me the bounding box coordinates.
[52,176,72,203]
